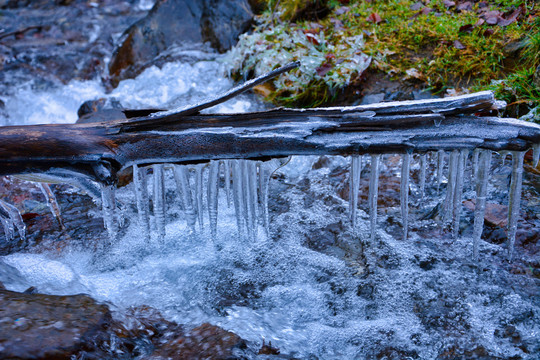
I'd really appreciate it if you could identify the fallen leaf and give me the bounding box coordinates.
[443,0,455,8]
[410,2,423,11]
[304,32,320,45]
[474,18,485,27]
[325,53,336,61]
[498,5,524,27]
[405,68,426,81]
[330,18,344,30]
[459,24,474,33]
[367,12,382,24]
[457,1,472,11]
[316,62,334,77]
[335,6,350,16]
[453,39,466,49]
[483,28,494,36]
[421,7,433,15]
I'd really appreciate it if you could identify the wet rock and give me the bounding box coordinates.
[0,0,147,95]
[149,322,247,359]
[108,0,253,88]
[0,289,112,359]
[76,98,126,124]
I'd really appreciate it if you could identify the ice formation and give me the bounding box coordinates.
[91,141,536,260]
[401,153,410,240]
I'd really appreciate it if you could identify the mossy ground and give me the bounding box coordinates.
[227,0,539,119]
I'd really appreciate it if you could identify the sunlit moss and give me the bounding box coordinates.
[226,0,540,113]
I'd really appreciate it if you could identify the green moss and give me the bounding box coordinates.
[226,0,540,115]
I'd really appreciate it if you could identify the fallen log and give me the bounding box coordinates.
[0,62,539,185]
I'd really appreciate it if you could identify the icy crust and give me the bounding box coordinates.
[1,155,538,359]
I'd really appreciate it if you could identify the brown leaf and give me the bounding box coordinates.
[483,28,494,36]
[421,7,433,15]
[304,32,320,45]
[453,39,466,49]
[316,62,334,77]
[498,5,524,27]
[367,12,382,24]
[474,18,485,27]
[459,24,474,33]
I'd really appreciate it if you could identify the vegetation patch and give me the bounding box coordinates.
[226,0,539,119]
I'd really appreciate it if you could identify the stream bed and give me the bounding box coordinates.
[0,2,539,359]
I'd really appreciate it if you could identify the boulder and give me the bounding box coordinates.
[108,0,253,88]
[0,289,112,359]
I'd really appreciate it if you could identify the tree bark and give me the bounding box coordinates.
[1,92,539,185]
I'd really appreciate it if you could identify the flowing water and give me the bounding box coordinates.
[1,52,539,359]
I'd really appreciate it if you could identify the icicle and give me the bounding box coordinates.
[100,184,118,241]
[174,165,197,231]
[349,155,362,228]
[0,199,25,241]
[451,150,467,239]
[232,160,246,237]
[437,150,444,194]
[246,161,258,240]
[223,160,231,208]
[133,164,150,240]
[37,183,64,229]
[419,153,426,200]
[194,164,204,231]
[472,149,480,180]
[533,143,540,168]
[401,152,411,240]
[153,164,166,240]
[500,151,510,167]
[472,150,492,260]
[258,158,285,236]
[369,154,380,241]
[0,205,15,241]
[207,161,220,238]
[443,150,458,224]
[507,151,525,260]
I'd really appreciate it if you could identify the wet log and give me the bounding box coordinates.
[0,63,539,185]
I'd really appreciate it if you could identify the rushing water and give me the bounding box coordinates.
[1,53,539,359]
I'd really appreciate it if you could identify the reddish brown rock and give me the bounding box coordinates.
[150,322,247,359]
[0,289,112,359]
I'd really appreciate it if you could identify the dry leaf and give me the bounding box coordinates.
[367,12,382,24]
[316,62,333,77]
[453,39,466,49]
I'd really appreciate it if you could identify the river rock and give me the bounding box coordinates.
[149,322,247,359]
[0,289,112,359]
[107,0,253,88]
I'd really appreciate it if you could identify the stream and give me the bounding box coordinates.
[0,2,539,359]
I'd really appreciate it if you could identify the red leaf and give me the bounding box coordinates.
[316,62,334,77]
[483,28,494,37]
[305,33,320,45]
[367,12,382,24]
[453,40,466,49]
[22,213,39,221]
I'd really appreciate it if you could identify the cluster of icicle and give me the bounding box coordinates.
[348,146,539,260]
[99,158,287,244]
[2,145,539,261]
